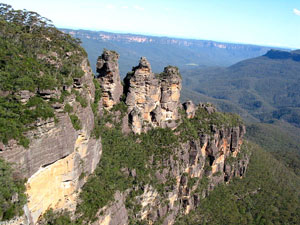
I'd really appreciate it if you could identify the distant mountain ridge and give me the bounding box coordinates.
[2,4,300,225]
[61,28,280,76]
[181,49,300,127]
[264,49,300,61]
[64,28,268,49]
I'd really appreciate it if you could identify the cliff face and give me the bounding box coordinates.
[92,114,247,225]
[84,50,249,225]
[1,45,249,225]
[0,59,101,224]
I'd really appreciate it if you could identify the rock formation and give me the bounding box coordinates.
[1,48,249,225]
[123,57,182,133]
[94,121,247,225]
[124,57,161,133]
[89,51,249,224]
[0,59,101,224]
[96,50,123,109]
[159,66,182,128]
[183,100,196,119]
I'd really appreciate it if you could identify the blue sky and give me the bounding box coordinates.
[2,0,300,48]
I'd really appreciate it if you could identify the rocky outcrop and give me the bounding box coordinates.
[90,51,250,225]
[265,49,300,61]
[124,57,161,133]
[95,52,182,134]
[159,66,182,128]
[96,50,123,109]
[183,100,196,119]
[92,192,128,225]
[0,48,249,225]
[121,57,182,133]
[136,125,247,224]
[94,121,248,225]
[0,59,101,224]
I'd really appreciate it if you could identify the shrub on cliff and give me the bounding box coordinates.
[41,209,73,225]
[0,158,27,221]
[175,143,300,224]
[0,4,87,146]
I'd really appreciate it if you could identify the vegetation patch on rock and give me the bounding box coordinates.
[0,4,87,146]
[0,158,27,221]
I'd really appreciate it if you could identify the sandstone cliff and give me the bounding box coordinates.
[0,5,250,225]
[91,106,248,225]
[123,58,181,133]
[96,50,123,110]
[0,45,249,225]
[74,50,249,225]
[0,58,101,224]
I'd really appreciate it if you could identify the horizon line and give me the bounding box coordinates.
[59,26,296,50]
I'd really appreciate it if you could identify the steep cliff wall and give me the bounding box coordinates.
[92,107,248,225]
[75,50,250,225]
[0,59,101,224]
[0,37,249,224]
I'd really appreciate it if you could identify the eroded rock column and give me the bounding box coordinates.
[96,50,123,110]
[160,66,182,128]
[124,57,161,133]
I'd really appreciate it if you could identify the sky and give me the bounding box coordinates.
[2,0,300,49]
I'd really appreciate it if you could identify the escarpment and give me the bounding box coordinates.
[0,40,250,224]
[1,6,250,225]
[72,50,250,225]
[0,58,101,224]
[89,105,248,225]
[0,6,102,222]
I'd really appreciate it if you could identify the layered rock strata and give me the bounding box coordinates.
[94,120,248,225]
[123,57,182,133]
[96,50,123,110]
[0,49,249,225]
[92,51,248,224]
[0,59,101,224]
[159,66,182,128]
[124,57,161,133]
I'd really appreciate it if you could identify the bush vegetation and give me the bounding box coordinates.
[41,209,74,225]
[69,114,81,131]
[175,142,300,225]
[0,4,87,146]
[77,109,179,222]
[246,122,300,176]
[0,158,27,221]
[177,105,243,142]
[75,101,244,223]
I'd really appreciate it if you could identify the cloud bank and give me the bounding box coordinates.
[293,8,300,16]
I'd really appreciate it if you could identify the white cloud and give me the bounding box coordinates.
[133,5,144,11]
[122,6,129,9]
[293,8,300,16]
[106,4,115,9]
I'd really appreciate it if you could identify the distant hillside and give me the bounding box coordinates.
[182,49,300,127]
[175,141,300,225]
[61,28,275,76]
[181,49,300,187]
